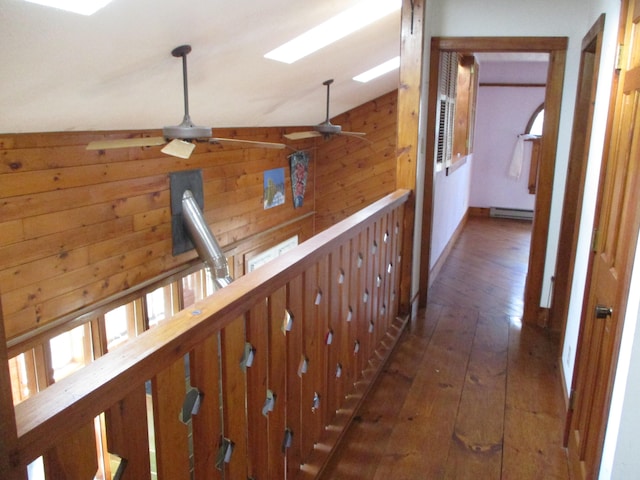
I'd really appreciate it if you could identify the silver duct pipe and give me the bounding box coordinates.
[181,189,233,291]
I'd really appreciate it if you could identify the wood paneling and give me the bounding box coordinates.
[315,91,398,232]
[1,87,403,347]
[0,127,315,343]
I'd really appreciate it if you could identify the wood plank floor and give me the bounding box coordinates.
[320,216,569,479]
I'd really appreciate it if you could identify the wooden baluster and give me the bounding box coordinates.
[300,265,321,461]
[349,235,363,384]
[286,276,304,477]
[369,222,381,347]
[363,225,376,362]
[267,287,287,479]
[355,230,368,377]
[337,243,352,401]
[316,256,330,432]
[190,334,222,480]
[104,387,151,480]
[326,248,342,422]
[151,358,190,479]
[220,316,249,479]
[246,301,269,478]
[392,207,404,317]
[378,214,391,337]
[43,421,98,479]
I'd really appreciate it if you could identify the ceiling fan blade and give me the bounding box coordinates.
[341,131,372,144]
[210,138,286,149]
[284,131,322,140]
[86,136,166,150]
[161,138,196,159]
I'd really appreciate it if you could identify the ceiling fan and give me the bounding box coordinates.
[86,45,285,158]
[284,79,367,141]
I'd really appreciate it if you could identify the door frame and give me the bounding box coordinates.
[551,15,606,340]
[420,36,568,328]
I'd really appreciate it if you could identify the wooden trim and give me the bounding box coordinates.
[396,0,425,315]
[479,82,546,88]
[522,48,567,326]
[446,154,468,175]
[429,211,468,287]
[550,14,605,335]
[468,206,491,217]
[421,36,568,322]
[434,36,568,52]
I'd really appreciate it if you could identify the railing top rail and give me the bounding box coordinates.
[11,189,410,466]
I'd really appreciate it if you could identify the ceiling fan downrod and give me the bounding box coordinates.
[323,78,333,124]
[172,44,193,126]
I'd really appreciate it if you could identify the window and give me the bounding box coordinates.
[8,265,215,480]
[435,51,458,168]
[526,103,544,136]
[49,323,92,382]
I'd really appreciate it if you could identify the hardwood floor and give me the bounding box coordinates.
[320,217,569,479]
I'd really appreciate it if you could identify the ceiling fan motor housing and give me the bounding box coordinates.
[316,122,342,136]
[163,121,211,140]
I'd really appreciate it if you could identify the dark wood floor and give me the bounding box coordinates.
[320,216,569,479]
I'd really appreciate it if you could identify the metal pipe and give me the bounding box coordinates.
[181,189,233,290]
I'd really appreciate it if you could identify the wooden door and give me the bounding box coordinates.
[566,0,640,477]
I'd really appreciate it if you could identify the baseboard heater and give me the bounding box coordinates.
[489,207,534,220]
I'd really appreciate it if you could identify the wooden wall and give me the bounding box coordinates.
[0,90,398,347]
[315,90,398,231]
[0,128,314,343]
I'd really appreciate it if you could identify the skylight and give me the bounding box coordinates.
[264,0,401,64]
[353,56,400,83]
[24,0,112,15]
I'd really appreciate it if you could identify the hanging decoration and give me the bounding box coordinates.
[289,151,309,208]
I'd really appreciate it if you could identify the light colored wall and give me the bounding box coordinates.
[430,159,471,268]
[425,1,640,476]
[427,0,587,307]
[561,0,620,391]
[470,61,546,210]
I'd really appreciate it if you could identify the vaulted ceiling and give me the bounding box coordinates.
[0,0,401,134]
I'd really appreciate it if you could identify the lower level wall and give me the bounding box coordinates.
[0,90,398,346]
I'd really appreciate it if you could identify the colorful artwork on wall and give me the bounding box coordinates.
[263,167,286,209]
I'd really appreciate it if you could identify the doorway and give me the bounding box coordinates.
[419,37,568,328]
[551,15,605,339]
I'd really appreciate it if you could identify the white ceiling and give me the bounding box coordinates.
[0,0,401,134]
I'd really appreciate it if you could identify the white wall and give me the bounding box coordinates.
[430,158,471,268]
[425,0,640,476]
[427,0,587,307]
[470,61,547,210]
[561,0,621,391]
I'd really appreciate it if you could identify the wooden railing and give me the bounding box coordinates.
[0,189,410,480]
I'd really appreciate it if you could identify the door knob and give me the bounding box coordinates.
[595,305,613,319]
